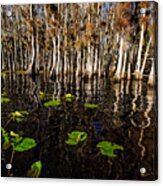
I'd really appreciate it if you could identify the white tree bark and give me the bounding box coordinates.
[140,37,152,79]
[56,33,60,75]
[127,61,131,80]
[64,51,67,75]
[135,24,144,79]
[44,5,49,30]
[14,37,17,71]
[114,36,124,80]
[86,43,92,78]
[148,59,155,86]
[94,47,98,75]
[121,50,127,79]
[50,37,56,76]
[31,35,35,69]
[76,50,81,77]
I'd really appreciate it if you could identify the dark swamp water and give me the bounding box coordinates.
[1,73,157,180]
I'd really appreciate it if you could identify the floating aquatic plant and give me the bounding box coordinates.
[64,93,74,102]
[13,137,37,152]
[1,127,37,176]
[2,128,37,152]
[1,127,11,150]
[66,131,88,145]
[9,110,29,123]
[44,99,62,107]
[1,92,10,103]
[1,97,11,103]
[1,92,7,96]
[3,130,37,152]
[39,91,45,100]
[96,141,124,157]
[27,160,42,178]
[84,103,98,109]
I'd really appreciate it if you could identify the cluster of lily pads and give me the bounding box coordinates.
[2,91,99,110]
[65,131,124,158]
[1,92,42,177]
[1,91,119,178]
[1,91,99,178]
[43,93,75,108]
[1,127,42,177]
[9,111,29,123]
[42,92,99,110]
[1,92,11,104]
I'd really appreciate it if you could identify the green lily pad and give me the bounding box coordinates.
[96,141,124,157]
[66,131,88,145]
[1,92,7,97]
[39,91,45,100]
[14,137,37,152]
[84,103,98,109]
[1,97,10,103]
[10,132,23,145]
[9,111,29,123]
[1,127,11,150]
[12,111,23,117]
[27,160,42,178]
[10,131,19,137]
[44,99,62,107]
[20,111,29,115]
[64,93,74,102]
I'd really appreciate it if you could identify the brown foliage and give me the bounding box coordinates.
[115,3,132,31]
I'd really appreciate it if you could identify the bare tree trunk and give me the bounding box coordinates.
[94,47,98,75]
[114,36,124,80]
[86,42,92,78]
[135,24,144,79]
[121,50,127,79]
[64,51,67,75]
[70,48,73,74]
[1,47,5,71]
[26,5,37,74]
[14,38,17,70]
[11,50,15,72]
[56,32,61,76]
[82,48,86,78]
[30,35,35,73]
[50,37,56,76]
[148,59,155,86]
[44,5,49,30]
[36,31,39,71]
[140,37,152,79]
[127,60,131,80]
[90,45,94,75]
[127,47,133,80]
[76,50,81,77]
[99,28,103,78]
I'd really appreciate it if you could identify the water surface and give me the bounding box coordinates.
[1,73,157,180]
